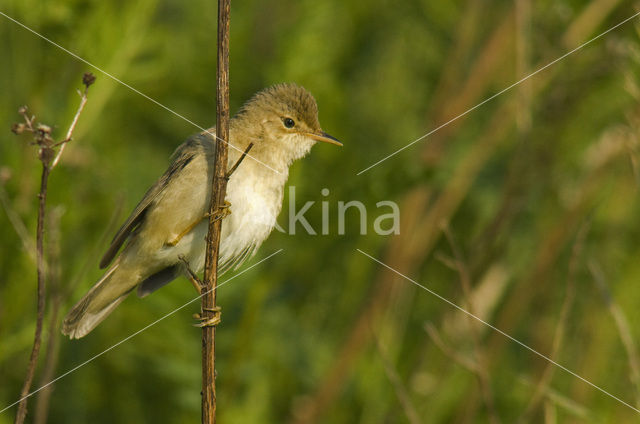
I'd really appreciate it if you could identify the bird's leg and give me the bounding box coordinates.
[190,200,231,327]
[166,220,201,247]
[178,255,222,327]
[178,255,204,293]
[165,201,232,247]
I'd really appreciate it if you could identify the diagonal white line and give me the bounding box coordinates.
[356,10,640,175]
[0,249,283,415]
[0,10,281,175]
[356,248,640,414]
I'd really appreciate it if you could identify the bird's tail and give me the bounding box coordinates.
[62,263,134,339]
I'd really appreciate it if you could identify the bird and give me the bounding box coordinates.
[62,83,341,339]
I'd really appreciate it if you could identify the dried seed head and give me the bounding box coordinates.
[36,124,52,135]
[82,72,96,88]
[11,122,25,134]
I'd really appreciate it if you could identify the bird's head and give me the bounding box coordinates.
[233,83,341,167]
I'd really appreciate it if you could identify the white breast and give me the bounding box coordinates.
[221,162,284,258]
[175,159,287,273]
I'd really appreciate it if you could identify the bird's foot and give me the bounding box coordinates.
[164,201,231,247]
[205,200,232,222]
[193,306,221,327]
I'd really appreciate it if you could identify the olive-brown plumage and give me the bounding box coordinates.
[62,83,340,338]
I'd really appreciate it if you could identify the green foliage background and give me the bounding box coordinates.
[2,0,640,422]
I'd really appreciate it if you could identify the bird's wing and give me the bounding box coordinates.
[99,134,212,268]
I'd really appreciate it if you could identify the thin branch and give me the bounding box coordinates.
[50,73,94,169]
[14,163,51,424]
[13,73,94,424]
[226,142,253,179]
[34,206,64,424]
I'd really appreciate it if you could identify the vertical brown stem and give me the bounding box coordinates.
[34,206,64,424]
[202,1,230,423]
[11,73,92,423]
[15,164,50,424]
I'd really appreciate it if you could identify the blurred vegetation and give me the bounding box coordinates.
[2,0,640,423]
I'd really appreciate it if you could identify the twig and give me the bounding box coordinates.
[50,73,94,169]
[34,206,64,424]
[226,142,253,179]
[14,156,51,424]
[13,73,94,424]
[201,1,230,423]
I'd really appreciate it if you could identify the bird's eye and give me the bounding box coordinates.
[283,118,295,128]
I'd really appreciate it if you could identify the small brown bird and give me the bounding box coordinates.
[62,83,341,338]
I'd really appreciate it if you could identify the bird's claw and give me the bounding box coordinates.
[206,200,232,222]
[165,201,231,247]
[193,306,221,327]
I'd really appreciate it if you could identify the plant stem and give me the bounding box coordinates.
[15,164,50,424]
[12,72,93,424]
[201,1,230,423]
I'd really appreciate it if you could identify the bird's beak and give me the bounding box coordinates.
[306,131,343,146]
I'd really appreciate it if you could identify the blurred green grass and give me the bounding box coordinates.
[2,0,640,423]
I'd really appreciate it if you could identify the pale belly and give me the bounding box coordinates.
[153,169,283,273]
